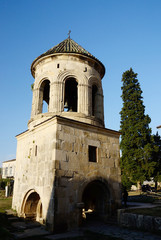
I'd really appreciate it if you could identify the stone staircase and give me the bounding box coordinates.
[4,209,49,239]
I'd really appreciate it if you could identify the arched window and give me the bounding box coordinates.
[39,80,50,113]
[92,84,98,116]
[64,78,78,112]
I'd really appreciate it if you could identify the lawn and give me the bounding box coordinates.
[128,190,161,203]
[0,197,12,213]
[0,191,12,240]
[125,206,161,218]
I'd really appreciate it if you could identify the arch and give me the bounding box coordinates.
[64,78,78,112]
[21,189,43,221]
[57,70,79,83]
[39,79,50,113]
[88,75,101,88]
[81,179,110,221]
[88,76,103,119]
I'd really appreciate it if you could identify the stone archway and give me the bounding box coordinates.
[82,180,110,221]
[21,190,43,222]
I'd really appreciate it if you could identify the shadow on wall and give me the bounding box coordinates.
[20,176,121,233]
[44,176,121,233]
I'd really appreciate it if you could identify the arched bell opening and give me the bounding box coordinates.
[64,78,78,112]
[22,190,43,222]
[39,79,50,113]
[82,180,110,221]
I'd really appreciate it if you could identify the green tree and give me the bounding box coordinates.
[152,132,161,191]
[120,68,155,189]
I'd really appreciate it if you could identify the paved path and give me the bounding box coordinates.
[45,202,161,240]
[82,221,161,240]
[44,221,161,240]
[6,202,161,240]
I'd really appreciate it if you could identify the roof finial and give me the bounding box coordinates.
[68,30,71,39]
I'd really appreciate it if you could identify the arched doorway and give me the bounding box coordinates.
[82,180,110,221]
[21,190,43,222]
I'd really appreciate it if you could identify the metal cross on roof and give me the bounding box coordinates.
[68,30,71,39]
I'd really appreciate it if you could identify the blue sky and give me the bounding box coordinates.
[0,0,161,166]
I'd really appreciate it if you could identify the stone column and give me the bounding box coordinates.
[95,88,104,123]
[31,88,42,118]
[88,86,92,116]
[78,84,88,115]
[50,81,64,113]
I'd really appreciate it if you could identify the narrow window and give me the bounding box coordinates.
[84,67,87,72]
[35,145,37,156]
[57,64,60,68]
[92,85,98,116]
[64,78,78,112]
[89,146,97,162]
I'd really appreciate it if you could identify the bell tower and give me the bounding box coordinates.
[29,37,105,129]
[12,37,121,232]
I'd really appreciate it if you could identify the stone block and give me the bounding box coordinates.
[154,217,161,232]
[143,215,154,231]
[55,150,66,161]
[136,214,144,229]
[128,214,137,228]
[110,167,118,175]
[120,213,129,227]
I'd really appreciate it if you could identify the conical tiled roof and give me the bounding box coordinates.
[31,38,105,77]
[40,38,94,58]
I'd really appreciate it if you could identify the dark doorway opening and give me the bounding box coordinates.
[82,180,109,221]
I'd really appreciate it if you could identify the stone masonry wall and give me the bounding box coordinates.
[53,117,121,230]
[118,209,161,233]
[12,115,121,231]
[12,118,58,224]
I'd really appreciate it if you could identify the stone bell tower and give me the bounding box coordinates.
[12,37,121,232]
[29,37,105,129]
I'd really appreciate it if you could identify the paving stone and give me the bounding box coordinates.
[13,226,49,239]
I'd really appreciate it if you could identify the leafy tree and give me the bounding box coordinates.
[152,132,161,190]
[120,68,155,189]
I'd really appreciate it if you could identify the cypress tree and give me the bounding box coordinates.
[152,132,161,190]
[120,68,155,188]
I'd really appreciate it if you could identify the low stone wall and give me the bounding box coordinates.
[118,209,161,233]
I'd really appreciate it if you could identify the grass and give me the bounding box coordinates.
[0,191,12,240]
[128,190,161,203]
[128,194,155,203]
[125,206,161,218]
[0,197,12,213]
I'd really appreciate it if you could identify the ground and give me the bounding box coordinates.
[1,190,161,240]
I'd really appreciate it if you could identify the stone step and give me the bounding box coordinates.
[13,226,49,239]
